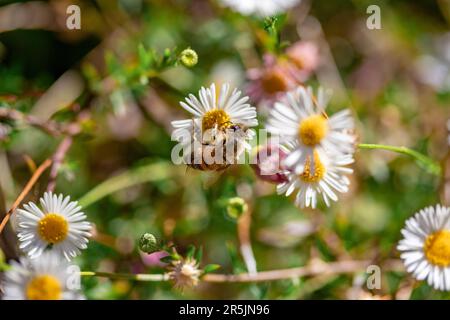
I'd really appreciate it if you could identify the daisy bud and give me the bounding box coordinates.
[139,233,159,254]
[251,143,288,184]
[226,197,248,220]
[179,48,198,68]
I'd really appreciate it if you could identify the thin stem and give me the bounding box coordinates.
[237,207,257,275]
[80,259,403,283]
[0,107,64,136]
[0,159,52,234]
[80,271,169,281]
[203,259,402,283]
[358,143,441,176]
[47,136,73,192]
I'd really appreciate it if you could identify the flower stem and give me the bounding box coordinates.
[357,143,441,176]
[0,158,52,235]
[79,259,403,283]
[80,271,169,281]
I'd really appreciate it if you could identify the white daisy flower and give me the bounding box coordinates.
[171,83,258,164]
[397,205,450,291]
[267,86,355,174]
[2,251,84,300]
[277,143,354,208]
[220,0,301,17]
[16,192,91,261]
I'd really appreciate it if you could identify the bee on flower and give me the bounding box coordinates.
[171,83,258,171]
[2,251,84,300]
[277,142,354,208]
[266,86,356,175]
[16,192,91,261]
[397,205,450,291]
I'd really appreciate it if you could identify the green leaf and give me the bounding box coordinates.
[226,241,246,274]
[263,17,278,32]
[159,255,175,264]
[172,252,182,261]
[195,246,203,263]
[186,245,196,259]
[105,51,121,75]
[203,264,221,274]
[138,43,151,69]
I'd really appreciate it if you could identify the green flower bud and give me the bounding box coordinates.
[179,48,198,68]
[139,233,159,254]
[226,197,248,220]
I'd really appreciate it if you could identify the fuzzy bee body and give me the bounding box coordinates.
[185,122,248,172]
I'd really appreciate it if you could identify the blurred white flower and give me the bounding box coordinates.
[220,0,301,17]
[397,204,450,291]
[2,251,84,300]
[17,192,91,261]
[415,32,450,92]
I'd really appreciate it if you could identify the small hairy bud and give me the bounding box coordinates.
[179,48,198,67]
[169,258,201,290]
[226,197,248,220]
[139,233,159,254]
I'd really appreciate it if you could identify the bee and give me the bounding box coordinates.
[186,122,248,172]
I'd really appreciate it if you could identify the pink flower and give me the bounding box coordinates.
[246,54,298,106]
[251,143,289,184]
[286,41,320,74]
[246,42,320,107]
[140,251,169,268]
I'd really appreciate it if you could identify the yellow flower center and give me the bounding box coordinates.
[299,152,326,183]
[424,230,450,267]
[26,275,62,300]
[298,114,328,146]
[261,68,289,94]
[38,213,69,244]
[202,109,231,131]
